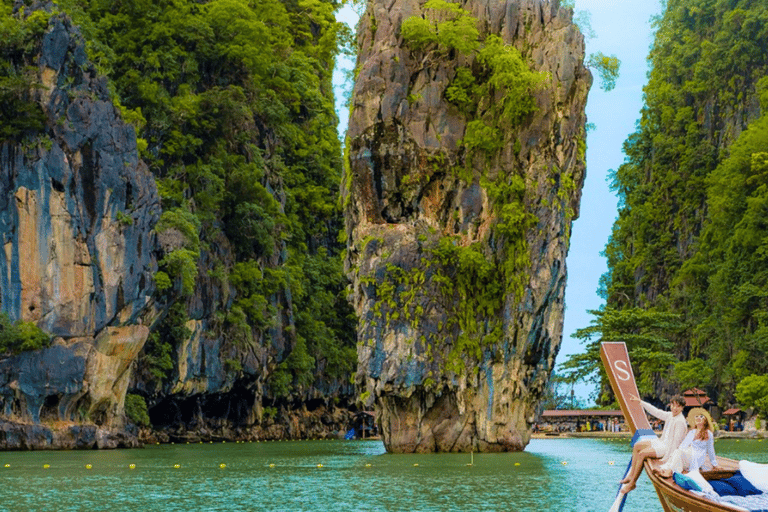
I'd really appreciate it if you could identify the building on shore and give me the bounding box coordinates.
[536,410,626,433]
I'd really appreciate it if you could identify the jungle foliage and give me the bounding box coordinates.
[563,0,768,408]
[4,0,359,399]
[0,4,49,140]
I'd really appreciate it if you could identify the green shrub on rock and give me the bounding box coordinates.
[124,393,151,427]
[0,312,51,355]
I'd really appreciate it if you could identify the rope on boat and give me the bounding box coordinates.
[608,428,657,512]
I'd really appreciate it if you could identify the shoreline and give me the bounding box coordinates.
[531,430,767,440]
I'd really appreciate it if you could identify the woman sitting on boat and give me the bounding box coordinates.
[654,407,718,478]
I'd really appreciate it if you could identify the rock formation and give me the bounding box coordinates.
[344,0,591,452]
[0,4,159,448]
[0,1,359,448]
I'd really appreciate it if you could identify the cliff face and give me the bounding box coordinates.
[0,0,358,448]
[344,0,590,452]
[0,6,159,448]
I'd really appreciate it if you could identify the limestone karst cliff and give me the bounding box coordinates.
[343,0,591,452]
[0,5,159,448]
[0,0,358,448]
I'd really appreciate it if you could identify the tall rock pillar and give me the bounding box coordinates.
[343,0,591,452]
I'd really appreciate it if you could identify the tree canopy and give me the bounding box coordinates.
[565,0,768,410]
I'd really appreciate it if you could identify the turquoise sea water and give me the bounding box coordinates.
[0,438,765,511]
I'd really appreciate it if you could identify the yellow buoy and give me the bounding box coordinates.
[514,463,521,466]
[365,464,371,467]
[269,464,275,468]
[219,463,226,469]
[561,461,568,465]
[317,464,323,468]
[413,463,419,467]
[174,464,181,469]
[4,464,9,468]
[43,464,50,469]
[129,464,136,469]
[85,464,92,470]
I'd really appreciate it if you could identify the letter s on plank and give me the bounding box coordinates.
[614,360,631,381]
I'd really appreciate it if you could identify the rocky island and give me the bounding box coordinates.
[343,0,591,452]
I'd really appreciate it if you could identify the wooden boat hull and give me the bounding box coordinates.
[600,342,743,512]
[644,458,742,512]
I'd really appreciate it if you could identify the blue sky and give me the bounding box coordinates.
[333,0,664,404]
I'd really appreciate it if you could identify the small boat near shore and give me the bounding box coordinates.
[601,341,768,512]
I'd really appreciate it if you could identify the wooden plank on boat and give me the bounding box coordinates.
[599,341,652,434]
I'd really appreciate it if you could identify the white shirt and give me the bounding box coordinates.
[640,400,689,462]
[678,429,718,472]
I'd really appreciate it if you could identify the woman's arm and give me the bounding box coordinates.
[707,431,718,467]
[678,430,694,450]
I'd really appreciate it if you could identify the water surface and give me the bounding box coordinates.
[1,437,765,511]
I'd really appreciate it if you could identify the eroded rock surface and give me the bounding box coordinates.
[0,4,160,447]
[344,0,591,452]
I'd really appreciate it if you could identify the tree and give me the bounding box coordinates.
[560,307,682,403]
[540,372,585,410]
[735,375,768,418]
[586,52,620,91]
[672,358,714,394]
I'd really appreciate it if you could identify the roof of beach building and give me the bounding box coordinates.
[682,387,712,406]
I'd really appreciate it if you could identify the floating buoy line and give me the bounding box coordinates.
[2,459,532,471]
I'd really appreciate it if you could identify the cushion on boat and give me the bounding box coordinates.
[741,460,768,493]
[710,471,763,497]
[685,469,714,494]
[674,472,701,492]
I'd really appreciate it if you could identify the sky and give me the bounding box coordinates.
[333,0,664,405]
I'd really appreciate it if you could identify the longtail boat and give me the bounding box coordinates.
[600,341,755,512]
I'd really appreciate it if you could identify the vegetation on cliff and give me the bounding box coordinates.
[0,0,358,432]
[62,0,357,404]
[372,0,546,371]
[562,0,768,410]
[0,3,50,138]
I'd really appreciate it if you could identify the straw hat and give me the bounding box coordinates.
[687,407,714,431]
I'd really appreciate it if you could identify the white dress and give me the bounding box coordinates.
[660,429,718,474]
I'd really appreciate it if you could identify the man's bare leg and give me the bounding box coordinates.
[620,440,653,484]
[620,445,658,494]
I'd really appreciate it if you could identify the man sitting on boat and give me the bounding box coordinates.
[619,393,688,494]
[654,407,718,478]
